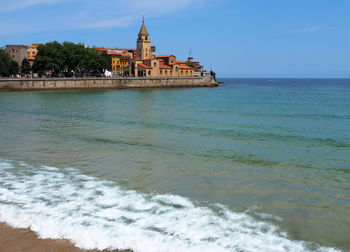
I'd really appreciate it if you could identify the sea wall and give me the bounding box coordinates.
[0,76,218,91]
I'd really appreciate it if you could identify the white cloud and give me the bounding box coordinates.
[0,0,209,35]
[0,0,66,12]
[86,0,204,28]
[276,26,324,35]
[290,26,323,33]
[86,15,139,29]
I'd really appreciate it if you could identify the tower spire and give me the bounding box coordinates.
[138,20,149,36]
[137,19,150,59]
[188,47,193,63]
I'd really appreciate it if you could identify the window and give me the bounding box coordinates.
[160,70,162,74]
[148,71,151,75]
[154,62,156,67]
[145,36,148,40]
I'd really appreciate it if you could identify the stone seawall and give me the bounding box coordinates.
[0,77,218,91]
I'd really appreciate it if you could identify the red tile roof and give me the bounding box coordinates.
[156,55,175,58]
[108,52,130,57]
[138,63,152,69]
[159,65,172,69]
[179,64,193,70]
[176,61,186,64]
[96,48,109,51]
[28,56,35,60]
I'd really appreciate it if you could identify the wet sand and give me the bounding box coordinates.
[0,222,128,252]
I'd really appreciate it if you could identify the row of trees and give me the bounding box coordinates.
[33,41,111,77]
[1,42,112,78]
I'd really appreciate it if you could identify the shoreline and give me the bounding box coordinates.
[0,222,130,252]
[0,76,219,92]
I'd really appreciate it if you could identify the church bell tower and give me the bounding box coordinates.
[136,19,151,59]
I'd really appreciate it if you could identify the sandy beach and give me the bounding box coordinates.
[0,222,101,252]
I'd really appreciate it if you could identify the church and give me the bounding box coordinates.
[129,21,194,77]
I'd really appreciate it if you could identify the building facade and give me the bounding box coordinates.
[95,47,133,75]
[109,52,131,76]
[5,44,40,67]
[5,45,28,67]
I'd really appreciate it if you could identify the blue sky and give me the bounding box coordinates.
[0,0,349,77]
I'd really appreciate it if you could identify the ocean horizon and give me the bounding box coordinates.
[0,78,349,251]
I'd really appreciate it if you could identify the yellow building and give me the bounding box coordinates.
[27,44,41,65]
[27,44,39,58]
[130,21,194,77]
[109,52,131,76]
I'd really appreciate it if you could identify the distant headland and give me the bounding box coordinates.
[0,21,218,90]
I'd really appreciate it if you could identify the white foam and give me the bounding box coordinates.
[0,159,339,252]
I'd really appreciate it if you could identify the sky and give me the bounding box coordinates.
[0,0,349,78]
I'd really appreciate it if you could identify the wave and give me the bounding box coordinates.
[0,159,339,252]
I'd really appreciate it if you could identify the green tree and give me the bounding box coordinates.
[62,42,86,75]
[186,62,194,68]
[9,61,19,76]
[100,51,112,71]
[32,42,108,76]
[78,47,106,76]
[33,41,64,76]
[21,58,31,75]
[0,49,12,77]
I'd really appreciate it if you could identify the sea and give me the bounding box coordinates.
[0,78,349,252]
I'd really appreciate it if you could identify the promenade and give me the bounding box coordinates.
[0,76,218,91]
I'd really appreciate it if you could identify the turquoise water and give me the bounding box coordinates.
[0,78,349,251]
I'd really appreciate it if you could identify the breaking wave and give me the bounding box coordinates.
[0,159,339,252]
